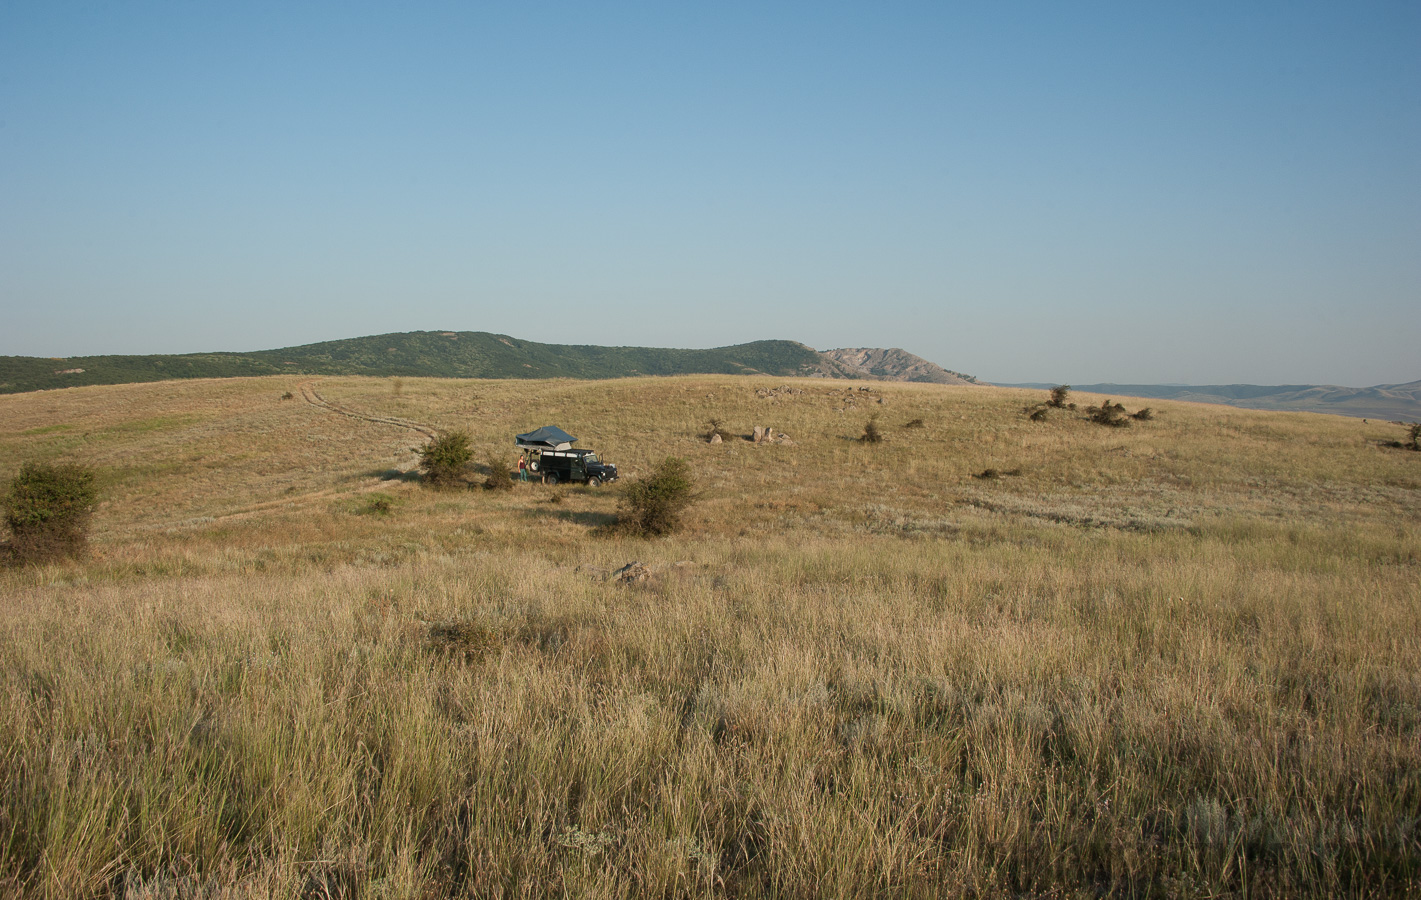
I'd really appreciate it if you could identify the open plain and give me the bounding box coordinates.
[1,375,1418,898]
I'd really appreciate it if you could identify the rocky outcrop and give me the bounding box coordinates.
[816,348,977,385]
[612,562,651,584]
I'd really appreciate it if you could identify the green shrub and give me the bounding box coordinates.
[617,457,695,536]
[1048,385,1071,409]
[418,431,473,488]
[1131,407,1155,422]
[4,462,99,564]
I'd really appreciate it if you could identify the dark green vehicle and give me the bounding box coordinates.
[515,426,619,486]
[535,449,618,486]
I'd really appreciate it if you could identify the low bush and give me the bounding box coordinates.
[1025,404,1049,422]
[1087,400,1131,428]
[3,462,99,564]
[862,415,883,443]
[1048,385,1071,409]
[617,457,695,536]
[972,467,1022,480]
[483,453,514,491]
[358,493,396,516]
[1131,407,1155,421]
[418,431,473,488]
[706,418,735,442]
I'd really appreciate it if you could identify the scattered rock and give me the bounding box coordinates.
[750,425,794,445]
[709,433,722,444]
[612,562,651,584]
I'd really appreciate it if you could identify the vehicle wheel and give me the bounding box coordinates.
[544,472,558,485]
[587,476,601,487]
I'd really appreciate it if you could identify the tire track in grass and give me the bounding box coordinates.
[300,381,439,439]
[116,381,437,533]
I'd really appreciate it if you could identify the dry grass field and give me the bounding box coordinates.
[1,375,1418,898]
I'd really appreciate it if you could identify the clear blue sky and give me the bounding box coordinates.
[2,2,1417,385]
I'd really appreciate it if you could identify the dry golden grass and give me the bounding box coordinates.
[0,375,1418,898]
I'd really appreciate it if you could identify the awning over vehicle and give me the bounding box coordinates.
[515,426,578,451]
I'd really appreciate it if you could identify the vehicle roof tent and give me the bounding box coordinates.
[515,426,578,451]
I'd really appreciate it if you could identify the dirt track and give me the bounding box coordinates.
[300,381,438,439]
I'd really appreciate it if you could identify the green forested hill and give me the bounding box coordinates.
[0,332,831,394]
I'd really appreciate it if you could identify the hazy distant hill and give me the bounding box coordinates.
[1002,380,1421,421]
[0,331,974,395]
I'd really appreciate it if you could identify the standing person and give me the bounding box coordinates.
[518,453,528,482]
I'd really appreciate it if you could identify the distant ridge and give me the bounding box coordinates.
[0,331,977,395]
[999,380,1421,421]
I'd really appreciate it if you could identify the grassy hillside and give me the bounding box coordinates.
[1,376,1418,897]
[0,332,832,394]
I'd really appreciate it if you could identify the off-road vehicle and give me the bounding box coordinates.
[535,449,618,486]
